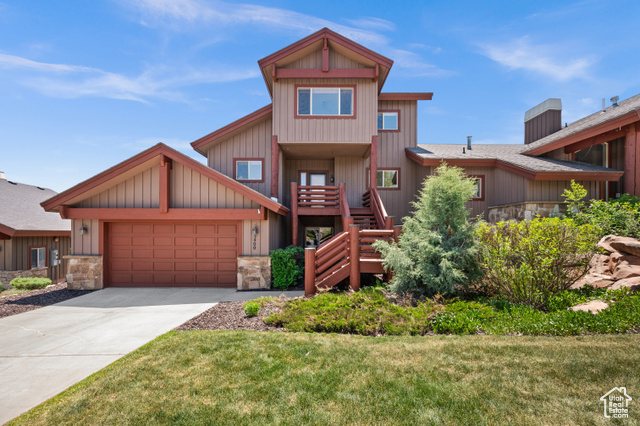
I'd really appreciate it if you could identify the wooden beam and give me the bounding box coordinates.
[59,208,267,221]
[275,68,376,80]
[626,123,639,196]
[272,64,277,82]
[370,135,378,189]
[291,182,298,247]
[373,64,379,83]
[271,135,279,199]
[322,37,329,72]
[349,225,360,292]
[305,248,316,296]
[12,230,71,237]
[564,128,627,154]
[297,207,340,216]
[159,155,171,213]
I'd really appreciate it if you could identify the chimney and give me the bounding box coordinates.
[524,98,562,144]
[0,171,5,180]
[467,136,472,151]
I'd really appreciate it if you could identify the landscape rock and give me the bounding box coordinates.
[568,300,609,314]
[609,252,640,273]
[609,277,640,292]
[571,276,614,290]
[597,235,619,253]
[612,264,640,281]
[609,238,640,258]
[589,254,611,276]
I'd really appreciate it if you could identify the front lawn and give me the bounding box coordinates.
[12,331,639,425]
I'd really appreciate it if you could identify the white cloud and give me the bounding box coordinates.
[0,53,258,102]
[345,17,396,31]
[479,37,595,81]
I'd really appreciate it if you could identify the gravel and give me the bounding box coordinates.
[0,283,94,319]
[176,300,286,332]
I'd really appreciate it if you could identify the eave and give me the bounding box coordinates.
[379,93,433,101]
[0,223,70,238]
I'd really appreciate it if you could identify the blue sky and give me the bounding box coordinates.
[1,0,639,192]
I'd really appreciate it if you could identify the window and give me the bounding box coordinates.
[377,169,399,189]
[234,159,263,182]
[297,87,354,116]
[30,246,46,269]
[378,111,399,131]
[305,227,333,247]
[469,175,485,201]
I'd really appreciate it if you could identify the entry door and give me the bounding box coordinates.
[299,171,327,187]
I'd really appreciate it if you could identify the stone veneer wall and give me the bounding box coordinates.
[0,268,48,289]
[65,255,103,290]
[488,202,567,223]
[237,256,271,290]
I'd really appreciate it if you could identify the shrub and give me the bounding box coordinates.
[563,180,640,238]
[373,164,482,296]
[244,301,260,317]
[270,246,304,290]
[475,218,598,309]
[10,277,52,290]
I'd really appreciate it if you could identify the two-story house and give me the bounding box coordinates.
[41,28,638,293]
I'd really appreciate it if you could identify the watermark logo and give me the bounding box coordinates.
[600,387,632,419]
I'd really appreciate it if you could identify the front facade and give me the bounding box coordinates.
[42,28,639,291]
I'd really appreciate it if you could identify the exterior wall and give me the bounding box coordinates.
[71,219,101,255]
[2,236,71,283]
[242,218,270,256]
[79,165,159,208]
[206,116,272,196]
[524,109,561,144]
[526,180,598,201]
[273,78,377,144]
[268,210,284,251]
[488,168,527,206]
[334,156,367,207]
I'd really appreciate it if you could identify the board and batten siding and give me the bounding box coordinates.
[0,240,12,271]
[79,165,159,208]
[206,116,272,196]
[334,157,367,207]
[273,78,377,144]
[526,180,598,202]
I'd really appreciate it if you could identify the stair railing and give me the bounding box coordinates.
[338,183,354,230]
[363,187,394,230]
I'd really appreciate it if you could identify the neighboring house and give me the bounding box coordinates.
[41,28,640,292]
[0,174,71,286]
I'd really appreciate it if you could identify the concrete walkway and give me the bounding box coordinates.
[0,287,303,424]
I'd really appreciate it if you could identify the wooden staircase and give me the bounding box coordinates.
[350,208,376,229]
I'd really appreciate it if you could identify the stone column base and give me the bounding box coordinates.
[237,256,271,290]
[64,255,103,290]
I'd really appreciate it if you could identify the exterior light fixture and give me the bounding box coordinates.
[79,225,88,235]
[252,225,259,236]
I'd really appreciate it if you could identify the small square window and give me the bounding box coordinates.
[377,170,399,189]
[30,247,46,269]
[377,112,399,130]
[469,175,484,201]
[235,159,263,181]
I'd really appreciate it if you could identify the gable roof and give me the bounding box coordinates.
[41,143,289,216]
[524,93,640,156]
[258,27,394,97]
[407,144,624,181]
[191,104,272,156]
[0,179,70,237]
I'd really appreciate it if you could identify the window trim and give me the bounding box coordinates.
[294,84,357,119]
[366,167,401,191]
[233,158,265,183]
[469,175,485,201]
[29,246,47,269]
[377,109,401,132]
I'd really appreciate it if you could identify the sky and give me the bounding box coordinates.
[1,0,639,192]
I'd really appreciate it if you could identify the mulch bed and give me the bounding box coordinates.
[176,301,285,332]
[0,283,94,319]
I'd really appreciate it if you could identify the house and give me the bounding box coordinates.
[0,174,71,287]
[41,28,639,293]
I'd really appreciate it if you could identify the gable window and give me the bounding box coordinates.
[469,175,485,201]
[30,246,46,269]
[297,87,354,117]
[378,111,399,131]
[234,159,264,182]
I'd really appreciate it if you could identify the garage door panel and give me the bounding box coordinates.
[108,222,238,287]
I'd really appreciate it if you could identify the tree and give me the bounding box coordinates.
[373,163,481,296]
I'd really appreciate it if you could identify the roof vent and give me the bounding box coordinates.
[0,171,5,180]
[8,181,17,185]
[36,186,45,190]
[611,96,619,107]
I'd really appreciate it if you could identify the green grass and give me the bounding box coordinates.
[11,331,640,425]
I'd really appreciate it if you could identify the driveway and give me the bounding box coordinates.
[0,287,302,424]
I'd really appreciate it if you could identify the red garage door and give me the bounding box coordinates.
[107,222,239,287]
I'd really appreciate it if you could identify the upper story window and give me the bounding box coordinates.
[378,111,399,131]
[235,159,264,182]
[297,87,354,117]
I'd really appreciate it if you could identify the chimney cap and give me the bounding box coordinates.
[524,98,562,122]
[0,171,5,180]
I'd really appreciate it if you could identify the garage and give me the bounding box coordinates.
[107,222,239,287]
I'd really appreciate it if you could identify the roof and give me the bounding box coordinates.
[524,93,640,155]
[0,179,70,237]
[191,104,272,156]
[407,144,624,181]
[41,143,289,216]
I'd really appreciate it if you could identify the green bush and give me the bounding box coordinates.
[244,301,260,317]
[476,218,598,309]
[270,246,304,290]
[563,180,640,238]
[373,164,481,296]
[10,277,52,290]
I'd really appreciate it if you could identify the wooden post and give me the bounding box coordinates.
[384,216,394,230]
[271,135,279,199]
[370,135,378,190]
[305,247,316,296]
[159,155,171,213]
[291,182,299,246]
[393,225,402,242]
[625,123,640,196]
[349,225,361,292]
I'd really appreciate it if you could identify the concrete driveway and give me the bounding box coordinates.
[0,287,302,424]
